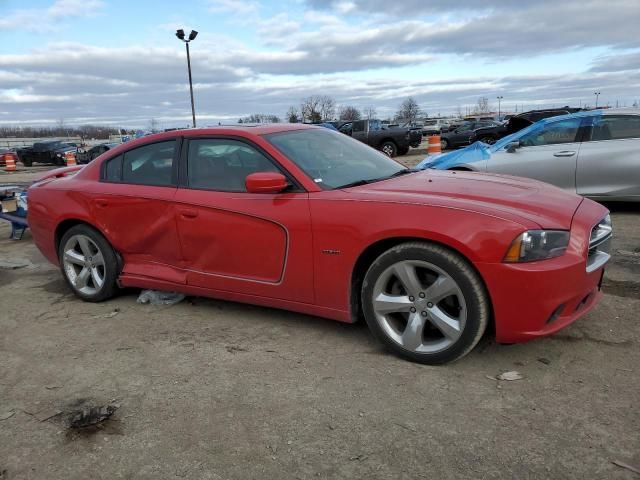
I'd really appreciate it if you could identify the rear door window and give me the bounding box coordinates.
[105,155,123,181]
[122,140,177,186]
[590,115,640,141]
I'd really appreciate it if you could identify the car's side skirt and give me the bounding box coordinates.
[119,274,352,323]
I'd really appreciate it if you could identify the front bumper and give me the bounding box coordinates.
[475,199,610,344]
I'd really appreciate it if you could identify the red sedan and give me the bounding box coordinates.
[27,124,612,364]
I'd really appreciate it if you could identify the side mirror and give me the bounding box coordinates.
[245,172,289,194]
[506,141,521,153]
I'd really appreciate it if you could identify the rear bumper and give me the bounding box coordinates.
[475,199,610,344]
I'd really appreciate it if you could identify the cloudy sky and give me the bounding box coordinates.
[1,0,639,128]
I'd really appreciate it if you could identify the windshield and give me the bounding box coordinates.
[265,128,407,189]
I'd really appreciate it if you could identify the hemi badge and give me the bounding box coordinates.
[322,249,341,255]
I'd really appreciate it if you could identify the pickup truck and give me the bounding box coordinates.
[16,140,78,167]
[337,119,422,156]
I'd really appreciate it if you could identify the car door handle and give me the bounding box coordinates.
[553,151,576,157]
[180,209,198,219]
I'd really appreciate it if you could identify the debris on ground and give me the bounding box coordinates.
[0,258,31,270]
[537,357,551,365]
[0,411,15,421]
[136,289,185,306]
[225,345,248,353]
[496,371,523,381]
[612,460,640,475]
[68,404,118,429]
[93,308,120,319]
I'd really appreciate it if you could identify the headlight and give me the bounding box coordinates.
[504,230,570,263]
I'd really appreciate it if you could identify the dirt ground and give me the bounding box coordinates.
[0,163,638,480]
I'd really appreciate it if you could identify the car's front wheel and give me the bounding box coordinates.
[361,242,489,364]
[58,224,119,302]
[380,141,397,157]
[440,138,450,150]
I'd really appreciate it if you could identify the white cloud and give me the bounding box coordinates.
[0,0,104,32]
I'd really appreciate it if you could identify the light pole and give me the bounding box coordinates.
[497,96,503,119]
[594,91,601,109]
[176,29,198,128]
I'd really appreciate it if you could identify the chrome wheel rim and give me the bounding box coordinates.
[440,140,447,149]
[382,144,394,156]
[62,234,106,295]
[371,260,467,354]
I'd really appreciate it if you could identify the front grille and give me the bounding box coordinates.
[586,215,612,273]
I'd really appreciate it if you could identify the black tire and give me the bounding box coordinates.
[361,241,490,365]
[479,136,496,145]
[380,141,398,157]
[440,138,450,150]
[58,224,119,302]
[21,156,32,167]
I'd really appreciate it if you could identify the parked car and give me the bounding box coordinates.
[470,107,585,145]
[422,119,451,136]
[417,109,640,201]
[338,119,422,156]
[439,120,501,149]
[16,140,78,166]
[77,143,120,164]
[28,124,611,364]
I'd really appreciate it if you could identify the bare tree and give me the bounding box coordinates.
[395,97,421,122]
[301,96,322,123]
[363,106,377,120]
[338,105,361,121]
[455,105,463,118]
[318,95,336,121]
[241,114,281,123]
[475,97,490,114]
[286,106,300,123]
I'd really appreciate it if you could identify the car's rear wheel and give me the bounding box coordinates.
[381,141,397,157]
[479,136,496,145]
[361,242,489,364]
[440,138,449,150]
[58,224,119,302]
[21,156,32,167]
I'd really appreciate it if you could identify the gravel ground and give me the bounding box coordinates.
[0,165,638,480]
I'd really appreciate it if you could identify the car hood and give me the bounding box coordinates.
[348,170,582,229]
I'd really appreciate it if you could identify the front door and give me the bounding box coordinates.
[486,117,583,192]
[174,137,314,303]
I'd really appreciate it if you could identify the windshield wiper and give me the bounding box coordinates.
[387,168,418,178]
[336,169,419,189]
[335,179,373,189]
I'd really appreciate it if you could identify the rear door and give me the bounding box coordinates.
[577,114,640,199]
[91,139,185,283]
[485,117,583,192]
[173,136,314,303]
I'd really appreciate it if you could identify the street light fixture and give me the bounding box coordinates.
[497,96,504,119]
[594,91,601,109]
[175,29,199,128]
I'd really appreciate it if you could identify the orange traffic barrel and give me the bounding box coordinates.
[427,135,442,155]
[3,152,17,172]
[65,151,77,166]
